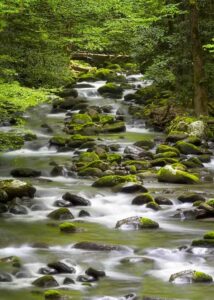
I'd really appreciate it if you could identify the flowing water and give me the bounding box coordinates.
[0,75,213,300]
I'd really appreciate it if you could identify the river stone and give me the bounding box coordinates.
[77,274,96,283]
[32,275,59,288]
[0,190,8,203]
[176,141,203,155]
[0,203,8,213]
[158,165,200,184]
[166,132,188,143]
[132,193,154,205]
[0,179,36,201]
[178,193,205,203]
[134,138,155,149]
[85,267,106,279]
[48,208,74,220]
[119,183,148,194]
[50,166,65,177]
[115,216,159,229]
[155,196,173,205]
[10,168,41,178]
[188,120,205,137]
[73,242,127,252]
[62,193,91,206]
[0,272,13,282]
[63,277,75,285]
[78,210,90,217]
[92,175,137,188]
[169,269,213,283]
[47,262,76,274]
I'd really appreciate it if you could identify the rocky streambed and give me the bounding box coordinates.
[0,73,214,300]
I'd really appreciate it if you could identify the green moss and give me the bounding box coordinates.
[206,199,214,207]
[123,160,150,170]
[49,135,69,146]
[92,175,137,187]
[167,116,197,133]
[154,151,179,159]
[0,132,24,152]
[71,113,92,124]
[84,160,109,171]
[134,138,155,149]
[59,222,76,233]
[44,290,62,300]
[203,231,214,240]
[176,141,203,155]
[101,121,126,133]
[192,271,213,283]
[106,153,122,163]
[47,208,73,220]
[98,83,123,98]
[156,144,180,155]
[191,239,214,247]
[79,151,99,163]
[78,167,103,177]
[139,217,159,229]
[146,201,161,211]
[151,158,178,167]
[99,115,115,124]
[32,275,58,288]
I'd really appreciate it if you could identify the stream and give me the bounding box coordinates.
[0,74,214,300]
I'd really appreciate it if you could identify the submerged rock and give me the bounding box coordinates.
[47,261,75,274]
[47,208,74,220]
[132,193,154,205]
[59,222,77,233]
[73,241,127,252]
[0,272,13,282]
[10,168,41,178]
[85,267,106,279]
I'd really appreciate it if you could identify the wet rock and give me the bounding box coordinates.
[169,269,213,283]
[0,179,36,201]
[47,262,76,274]
[134,138,155,149]
[192,239,214,247]
[0,203,8,213]
[48,208,74,220]
[78,167,103,177]
[176,141,203,155]
[63,277,75,285]
[44,290,63,300]
[0,272,13,282]
[73,242,127,252]
[85,267,106,279]
[62,193,91,206]
[158,165,200,184]
[178,193,205,203]
[119,183,148,194]
[9,204,28,215]
[32,275,59,288]
[50,166,66,177]
[38,267,56,275]
[57,88,78,98]
[0,190,8,203]
[132,193,154,205]
[155,196,173,205]
[98,83,123,98]
[181,157,204,168]
[78,210,90,217]
[77,274,96,282]
[115,216,159,229]
[10,168,41,178]
[166,132,189,143]
[146,201,161,211]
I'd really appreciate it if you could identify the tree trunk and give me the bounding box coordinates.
[190,1,208,116]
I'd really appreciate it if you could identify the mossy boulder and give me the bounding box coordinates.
[98,83,123,98]
[92,175,137,188]
[139,217,159,229]
[84,160,109,171]
[206,199,214,208]
[106,153,122,163]
[154,151,179,159]
[50,134,95,149]
[32,275,59,288]
[166,131,189,143]
[181,157,204,168]
[122,160,150,171]
[101,121,126,133]
[156,144,180,156]
[151,158,178,167]
[176,141,203,155]
[158,165,200,184]
[47,208,74,220]
[204,231,214,239]
[79,151,99,163]
[78,167,103,177]
[146,201,161,211]
[134,138,155,150]
[59,222,77,233]
[132,193,154,205]
[44,290,62,300]
[71,113,92,125]
[0,132,24,152]
[0,179,36,202]
[178,193,205,203]
[192,271,213,283]
[192,239,214,247]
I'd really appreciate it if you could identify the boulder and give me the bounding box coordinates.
[0,179,36,201]
[169,269,213,283]
[0,272,13,282]
[134,138,155,150]
[73,242,127,252]
[98,83,123,98]
[176,141,203,155]
[158,165,200,184]
[118,183,148,194]
[44,290,62,300]
[155,196,173,205]
[47,208,74,220]
[47,262,75,274]
[85,267,106,279]
[178,193,205,203]
[188,120,205,137]
[59,222,77,233]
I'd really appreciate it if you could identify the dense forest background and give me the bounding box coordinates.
[0,0,213,115]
